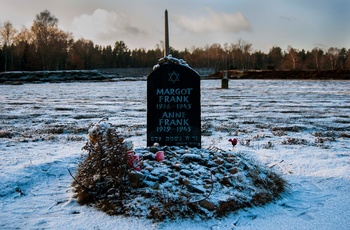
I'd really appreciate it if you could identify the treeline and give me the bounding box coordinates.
[1,10,349,72]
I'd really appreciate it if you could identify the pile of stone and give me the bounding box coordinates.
[73,121,285,221]
[124,145,285,220]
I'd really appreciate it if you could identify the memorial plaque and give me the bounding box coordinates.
[147,63,201,147]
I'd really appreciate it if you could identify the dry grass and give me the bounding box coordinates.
[72,122,130,214]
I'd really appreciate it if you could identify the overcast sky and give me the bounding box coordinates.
[1,0,349,52]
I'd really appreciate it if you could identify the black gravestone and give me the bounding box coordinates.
[147,63,201,147]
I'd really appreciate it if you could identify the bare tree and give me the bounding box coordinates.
[286,46,299,69]
[0,21,17,71]
[337,48,348,69]
[345,49,350,69]
[206,43,225,71]
[327,47,339,70]
[230,39,252,70]
[13,26,33,70]
[311,47,324,69]
[31,10,59,70]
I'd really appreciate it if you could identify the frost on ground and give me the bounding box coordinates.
[0,80,350,229]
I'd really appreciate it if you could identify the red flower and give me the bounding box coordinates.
[228,138,238,147]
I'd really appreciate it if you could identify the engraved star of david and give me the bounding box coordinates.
[168,71,180,84]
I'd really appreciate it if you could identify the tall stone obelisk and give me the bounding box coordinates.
[164,10,170,56]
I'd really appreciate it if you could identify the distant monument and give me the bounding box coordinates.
[164,9,169,57]
[222,71,229,89]
[147,10,201,147]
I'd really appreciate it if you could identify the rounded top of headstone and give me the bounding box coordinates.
[153,54,190,71]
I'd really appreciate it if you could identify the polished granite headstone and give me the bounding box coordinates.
[147,61,201,147]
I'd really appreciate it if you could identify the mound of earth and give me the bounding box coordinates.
[207,69,350,80]
[72,122,286,221]
[0,70,110,84]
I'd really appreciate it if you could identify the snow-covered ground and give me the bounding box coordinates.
[0,79,349,229]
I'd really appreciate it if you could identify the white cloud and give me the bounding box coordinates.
[174,8,250,34]
[71,8,146,45]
